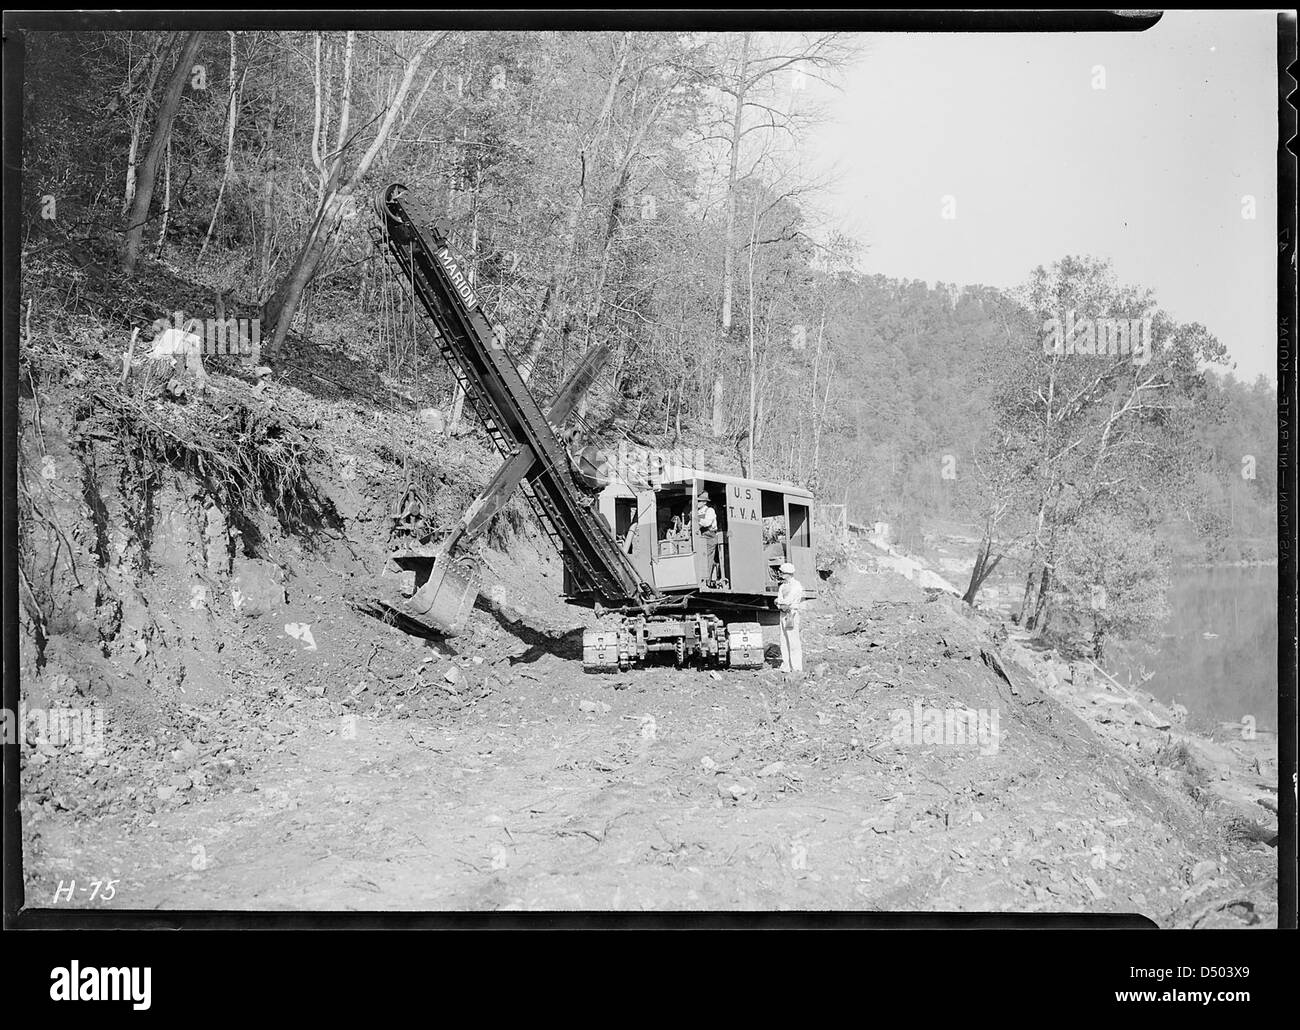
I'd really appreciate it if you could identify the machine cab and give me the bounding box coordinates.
[584,461,816,603]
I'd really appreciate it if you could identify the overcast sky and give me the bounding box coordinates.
[803,10,1279,383]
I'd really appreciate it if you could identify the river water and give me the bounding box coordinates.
[1108,564,1279,734]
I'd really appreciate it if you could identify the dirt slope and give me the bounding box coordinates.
[15,258,1278,922]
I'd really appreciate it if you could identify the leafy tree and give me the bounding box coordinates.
[1054,512,1172,661]
[986,256,1226,635]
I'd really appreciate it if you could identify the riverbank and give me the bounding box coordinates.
[829,561,1279,925]
[834,535,1279,846]
[1000,632,1279,842]
[847,523,1280,734]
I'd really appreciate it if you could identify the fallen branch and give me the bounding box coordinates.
[1087,659,1170,729]
[119,327,140,384]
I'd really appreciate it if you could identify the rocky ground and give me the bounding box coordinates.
[15,254,1280,922]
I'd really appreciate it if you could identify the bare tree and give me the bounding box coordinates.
[198,31,253,264]
[580,53,686,352]
[263,30,443,362]
[121,31,173,215]
[706,31,854,438]
[120,31,203,273]
[517,34,631,382]
[713,31,750,438]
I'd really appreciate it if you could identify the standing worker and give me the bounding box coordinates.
[775,561,804,675]
[696,492,719,586]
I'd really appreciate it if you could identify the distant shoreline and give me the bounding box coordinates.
[1175,558,1279,571]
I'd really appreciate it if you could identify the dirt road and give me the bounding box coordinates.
[21,591,1277,922]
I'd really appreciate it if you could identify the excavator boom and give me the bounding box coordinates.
[372,183,777,673]
[373,183,654,631]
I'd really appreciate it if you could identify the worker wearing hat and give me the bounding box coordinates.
[775,561,804,675]
[696,491,719,586]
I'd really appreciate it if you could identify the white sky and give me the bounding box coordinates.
[802,10,1280,383]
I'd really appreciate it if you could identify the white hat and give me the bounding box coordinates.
[778,562,796,575]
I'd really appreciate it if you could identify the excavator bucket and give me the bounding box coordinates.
[385,548,481,635]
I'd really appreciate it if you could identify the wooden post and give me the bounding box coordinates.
[120,327,141,383]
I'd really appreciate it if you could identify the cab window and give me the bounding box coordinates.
[788,502,810,548]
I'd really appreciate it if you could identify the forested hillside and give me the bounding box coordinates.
[20,29,1276,657]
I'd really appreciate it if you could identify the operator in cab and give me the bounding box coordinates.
[696,492,719,586]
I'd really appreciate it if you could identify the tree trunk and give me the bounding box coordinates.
[745,195,759,473]
[519,38,629,382]
[264,190,347,361]
[803,301,826,475]
[713,31,750,438]
[582,76,677,349]
[448,384,467,432]
[962,536,1003,605]
[447,160,484,433]
[198,31,244,264]
[121,31,202,273]
[1027,564,1052,634]
[263,31,440,362]
[755,306,770,459]
[578,162,630,357]
[258,172,275,302]
[811,351,834,491]
[963,542,989,605]
[325,31,355,195]
[152,137,171,257]
[1018,567,1037,625]
[122,32,172,216]
[255,67,279,304]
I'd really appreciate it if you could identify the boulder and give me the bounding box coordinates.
[230,558,287,615]
[417,408,446,433]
